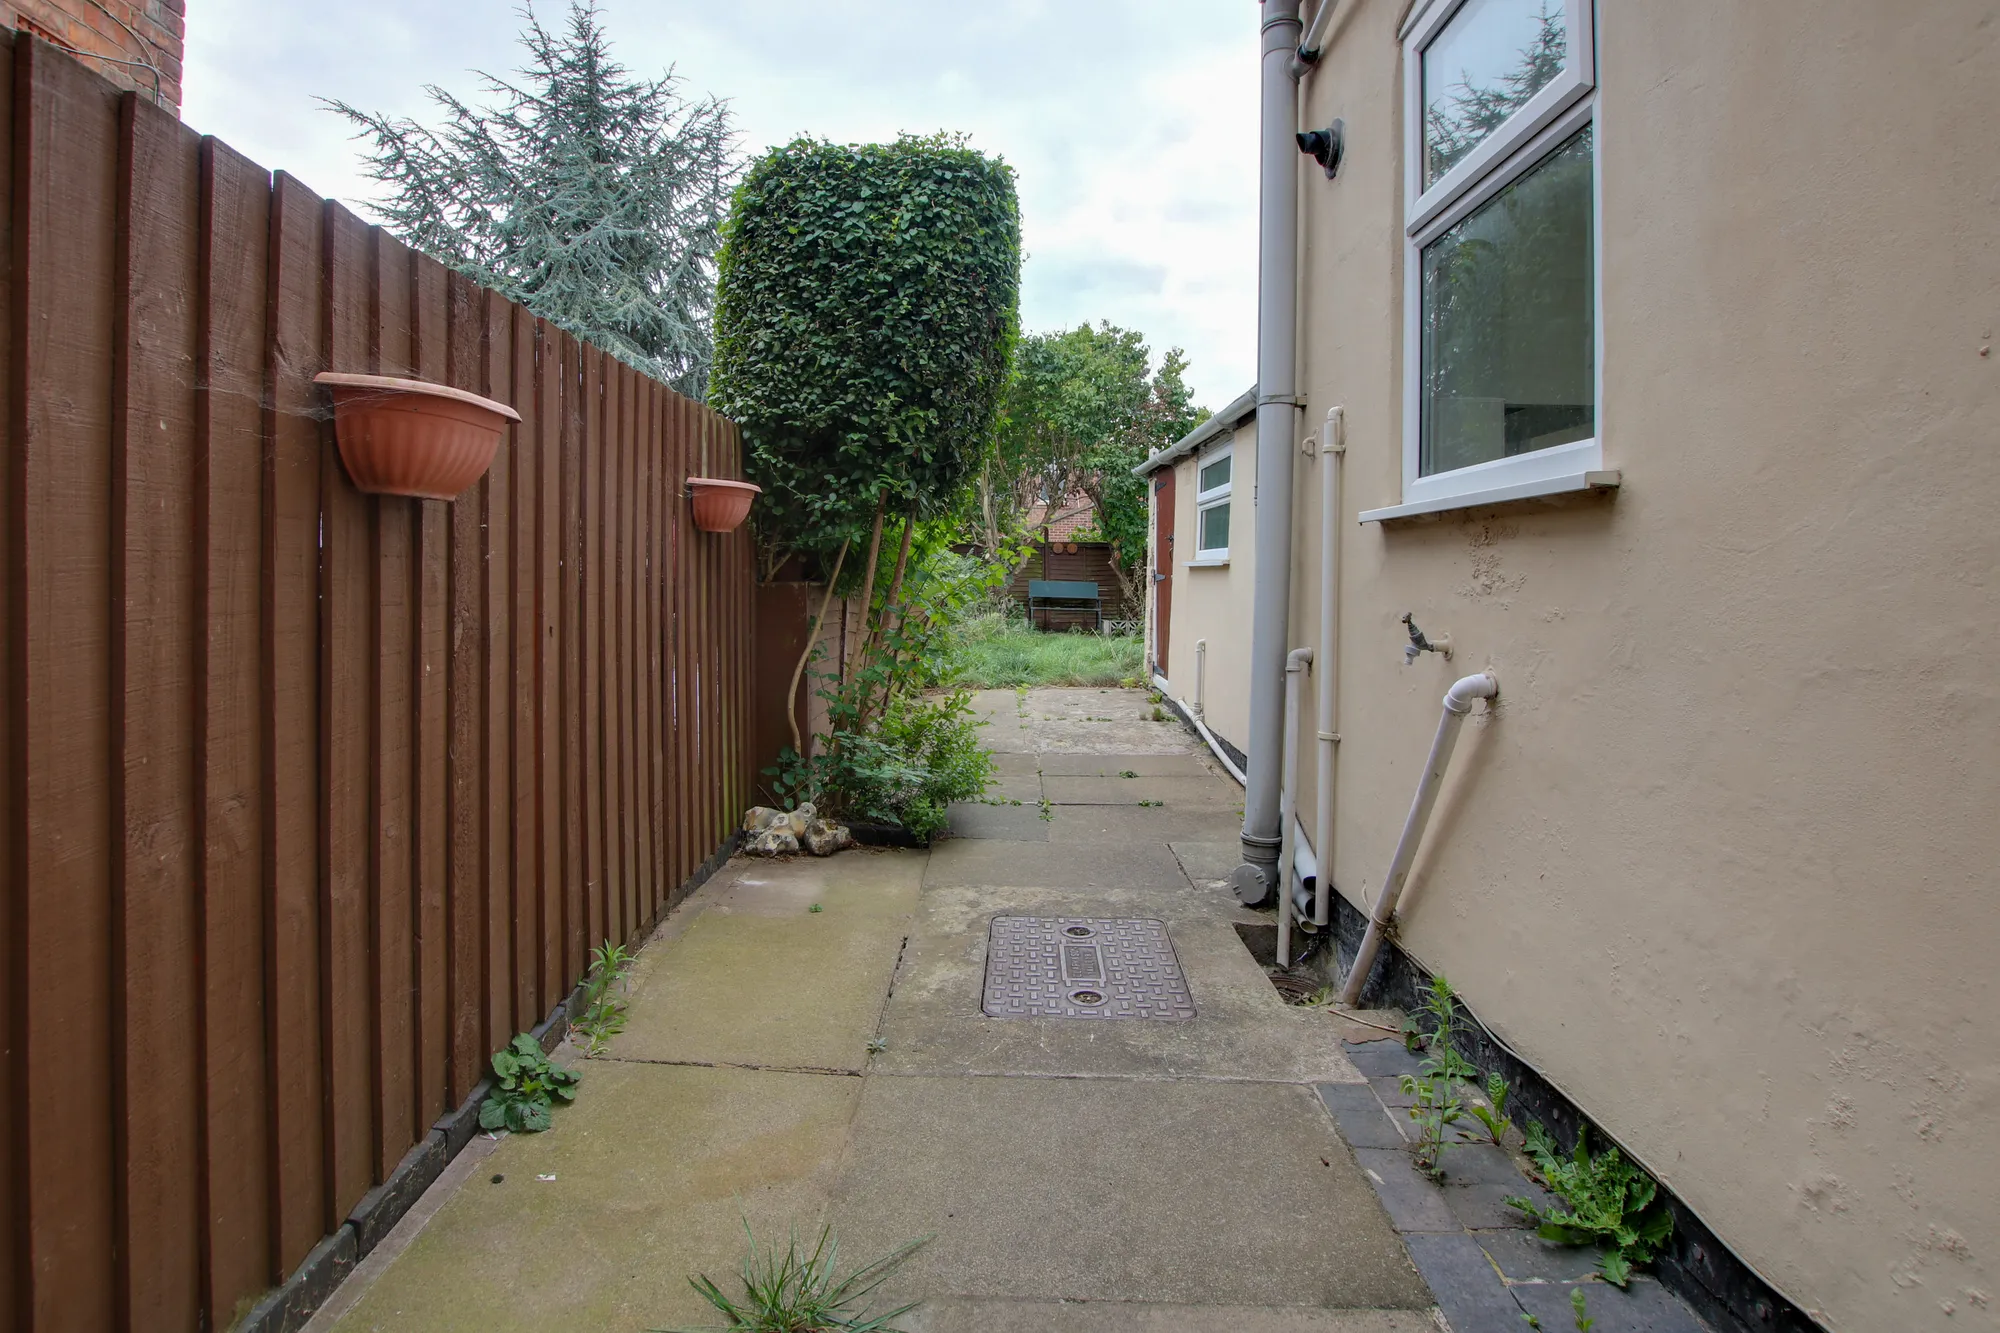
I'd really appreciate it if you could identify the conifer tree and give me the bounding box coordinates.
[329,2,737,398]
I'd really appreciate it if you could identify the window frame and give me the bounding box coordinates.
[1192,441,1233,563]
[1389,0,1603,517]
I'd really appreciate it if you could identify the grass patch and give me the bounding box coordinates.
[952,612,1144,688]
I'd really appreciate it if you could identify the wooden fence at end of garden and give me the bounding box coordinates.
[0,34,758,1333]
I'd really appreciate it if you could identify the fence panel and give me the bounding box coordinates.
[0,34,758,1332]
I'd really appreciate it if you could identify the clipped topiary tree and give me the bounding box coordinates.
[711,133,1020,752]
[711,132,1020,566]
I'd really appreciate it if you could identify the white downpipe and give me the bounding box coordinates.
[1338,672,1498,1006]
[1292,0,1339,71]
[1313,408,1344,928]
[1277,647,1313,967]
[1194,638,1208,718]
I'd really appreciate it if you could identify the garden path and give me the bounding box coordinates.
[309,688,1437,1332]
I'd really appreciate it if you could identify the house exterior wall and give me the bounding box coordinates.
[3,0,183,109]
[1154,419,1258,756]
[1150,1,1998,1327]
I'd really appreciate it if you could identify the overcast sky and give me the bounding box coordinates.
[181,0,1261,411]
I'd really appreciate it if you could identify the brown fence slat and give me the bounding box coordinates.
[195,132,274,1320]
[15,38,125,1330]
[444,270,485,1106]
[534,321,561,1006]
[113,89,205,1331]
[481,290,513,1045]
[411,249,449,1124]
[264,168,329,1282]
[560,332,585,985]
[616,359,638,937]
[510,308,538,1025]
[368,224,418,1176]
[0,27,14,1328]
[319,200,378,1217]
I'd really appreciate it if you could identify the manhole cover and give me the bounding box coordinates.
[982,916,1196,1020]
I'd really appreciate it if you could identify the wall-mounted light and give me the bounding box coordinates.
[1296,119,1344,180]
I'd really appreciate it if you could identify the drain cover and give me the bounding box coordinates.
[982,916,1196,1020]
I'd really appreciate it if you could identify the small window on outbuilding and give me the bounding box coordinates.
[1194,443,1232,561]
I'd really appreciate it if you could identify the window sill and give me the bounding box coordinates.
[1184,557,1230,568]
[1358,469,1620,523]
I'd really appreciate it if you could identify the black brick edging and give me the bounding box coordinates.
[1331,894,1825,1333]
[233,832,742,1333]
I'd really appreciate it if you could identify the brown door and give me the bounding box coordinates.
[1152,468,1175,674]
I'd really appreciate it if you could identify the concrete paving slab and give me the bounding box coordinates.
[978,771,1044,803]
[1477,1231,1609,1284]
[1169,839,1249,884]
[830,1076,1432,1311]
[702,848,925,920]
[907,1300,1440,1332]
[1036,753,1219,778]
[1353,1148,1459,1234]
[1436,1144,1544,1230]
[924,838,1191,892]
[611,910,904,1072]
[1042,774,1243,807]
[872,914,1361,1083]
[328,1063,860,1333]
[945,802,1049,841]
[989,750,1044,776]
[1319,1082,1411,1149]
[1050,806,1243,846]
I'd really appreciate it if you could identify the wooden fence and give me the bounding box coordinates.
[0,35,757,1332]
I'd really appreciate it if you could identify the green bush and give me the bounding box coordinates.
[771,689,991,842]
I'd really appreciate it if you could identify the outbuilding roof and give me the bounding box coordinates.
[1132,385,1258,476]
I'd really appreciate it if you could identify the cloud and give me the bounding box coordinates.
[183,0,1260,406]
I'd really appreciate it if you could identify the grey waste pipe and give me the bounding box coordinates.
[1339,673,1499,1006]
[1233,0,1306,905]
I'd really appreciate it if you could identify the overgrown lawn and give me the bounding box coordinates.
[952,613,1145,688]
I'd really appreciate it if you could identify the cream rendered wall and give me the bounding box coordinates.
[1159,422,1258,756]
[1284,2,1999,1329]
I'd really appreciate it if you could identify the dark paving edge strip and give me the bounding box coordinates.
[234,833,743,1333]
[1331,892,1826,1333]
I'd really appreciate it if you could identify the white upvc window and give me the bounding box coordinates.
[1192,442,1233,562]
[1368,0,1607,522]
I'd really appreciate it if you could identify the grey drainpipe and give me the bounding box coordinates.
[1231,0,1306,904]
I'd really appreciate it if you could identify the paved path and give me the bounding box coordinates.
[316,687,1435,1332]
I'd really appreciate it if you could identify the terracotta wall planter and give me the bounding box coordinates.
[315,372,522,500]
[688,477,761,533]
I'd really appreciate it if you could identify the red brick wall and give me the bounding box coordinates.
[3,0,182,109]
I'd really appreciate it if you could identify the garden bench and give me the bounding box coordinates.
[1028,578,1102,631]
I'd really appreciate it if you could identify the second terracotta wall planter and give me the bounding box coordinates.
[316,372,522,501]
[688,477,761,533]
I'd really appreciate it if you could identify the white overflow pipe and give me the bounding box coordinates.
[1277,647,1313,967]
[1314,408,1344,928]
[1194,638,1208,718]
[1339,672,1498,1005]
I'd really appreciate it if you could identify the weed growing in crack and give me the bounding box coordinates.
[573,940,634,1056]
[1037,798,1054,822]
[479,1034,580,1133]
[1507,1124,1673,1287]
[1118,769,1138,778]
[1571,1287,1595,1331]
[662,1220,930,1333]
[1468,1071,1515,1144]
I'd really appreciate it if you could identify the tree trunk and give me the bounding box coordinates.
[859,507,918,728]
[846,493,888,680]
[786,539,851,755]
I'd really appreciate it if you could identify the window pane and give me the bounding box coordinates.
[1420,125,1592,477]
[1198,454,1230,493]
[1424,0,1568,187]
[1198,502,1230,553]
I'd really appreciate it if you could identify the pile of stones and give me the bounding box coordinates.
[741,802,853,857]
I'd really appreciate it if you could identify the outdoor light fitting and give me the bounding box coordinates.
[1297,120,1344,179]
